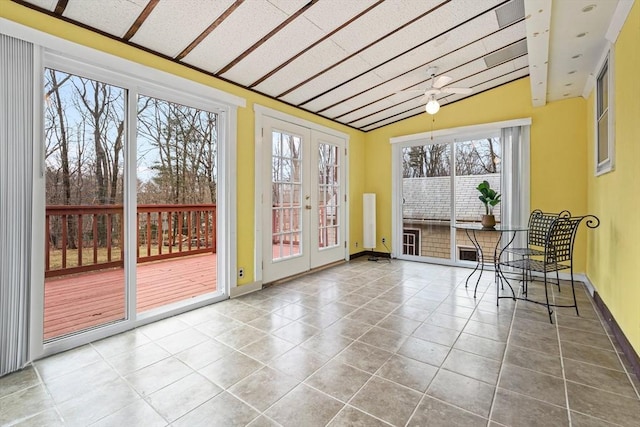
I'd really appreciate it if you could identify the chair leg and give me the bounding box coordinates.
[543,272,553,323]
[555,269,561,292]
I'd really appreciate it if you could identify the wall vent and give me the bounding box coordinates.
[483,39,528,68]
[495,0,525,28]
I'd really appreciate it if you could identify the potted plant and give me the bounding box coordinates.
[476,180,501,228]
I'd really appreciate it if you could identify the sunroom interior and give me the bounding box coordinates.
[1,0,639,425]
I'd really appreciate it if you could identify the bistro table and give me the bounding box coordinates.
[452,223,529,299]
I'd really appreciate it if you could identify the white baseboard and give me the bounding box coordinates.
[230,281,262,298]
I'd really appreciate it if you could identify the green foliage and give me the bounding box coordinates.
[476,180,501,215]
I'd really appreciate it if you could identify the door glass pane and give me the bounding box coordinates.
[136,95,218,313]
[402,143,451,259]
[43,69,126,340]
[271,131,303,261]
[318,143,340,249]
[454,137,502,261]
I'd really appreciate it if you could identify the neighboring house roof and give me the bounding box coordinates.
[403,174,501,222]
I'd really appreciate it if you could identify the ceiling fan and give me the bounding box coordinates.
[412,67,473,114]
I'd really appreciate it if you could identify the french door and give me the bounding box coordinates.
[261,116,346,283]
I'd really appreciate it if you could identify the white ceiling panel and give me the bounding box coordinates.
[252,39,349,97]
[63,0,147,38]
[130,0,236,58]
[16,0,623,132]
[303,0,380,32]
[183,0,306,74]
[280,55,380,106]
[328,0,443,54]
[220,16,325,86]
[22,0,55,10]
[356,1,498,68]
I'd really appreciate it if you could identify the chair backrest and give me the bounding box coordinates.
[528,209,571,247]
[545,215,600,264]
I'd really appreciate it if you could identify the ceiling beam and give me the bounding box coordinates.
[217,0,320,76]
[524,0,551,107]
[123,0,159,41]
[53,0,68,15]
[176,0,244,61]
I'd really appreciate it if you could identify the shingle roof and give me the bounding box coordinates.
[402,174,501,222]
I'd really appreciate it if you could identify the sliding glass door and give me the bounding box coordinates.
[43,69,127,341]
[397,133,502,264]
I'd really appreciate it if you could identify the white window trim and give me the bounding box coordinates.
[594,48,615,176]
[1,19,243,358]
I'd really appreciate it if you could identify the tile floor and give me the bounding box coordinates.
[1,259,639,426]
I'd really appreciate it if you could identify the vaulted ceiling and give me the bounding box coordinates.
[12,0,622,131]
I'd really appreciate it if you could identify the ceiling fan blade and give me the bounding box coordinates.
[433,75,452,89]
[442,87,473,94]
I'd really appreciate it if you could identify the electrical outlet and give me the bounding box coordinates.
[355,242,358,247]
[382,237,386,244]
[238,267,244,278]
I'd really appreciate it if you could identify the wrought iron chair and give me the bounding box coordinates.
[501,214,600,323]
[505,209,571,292]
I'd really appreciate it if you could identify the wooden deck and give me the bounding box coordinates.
[44,253,217,340]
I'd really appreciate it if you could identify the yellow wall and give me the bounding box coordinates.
[0,1,366,286]
[365,78,590,271]
[586,1,640,354]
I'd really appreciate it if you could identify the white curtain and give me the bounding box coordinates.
[500,125,530,249]
[0,34,34,376]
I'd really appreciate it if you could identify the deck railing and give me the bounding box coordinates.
[46,204,216,278]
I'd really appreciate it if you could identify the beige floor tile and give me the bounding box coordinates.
[265,384,343,427]
[566,381,640,426]
[0,366,40,399]
[397,336,449,367]
[199,351,263,388]
[453,333,506,361]
[350,376,422,426]
[241,335,296,363]
[563,357,639,398]
[11,409,64,427]
[305,359,371,402]
[426,369,495,418]
[229,367,299,411]
[412,322,460,346]
[498,363,566,407]
[4,259,638,427]
[173,391,259,427]
[504,343,563,377]
[561,340,624,371]
[174,338,234,370]
[490,388,569,426]
[335,341,393,373]
[124,357,193,396]
[442,349,501,385]
[357,326,407,352]
[147,372,222,422]
[0,385,55,426]
[408,396,488,427]
[268,345,330,381]
[376,354,438,392]
[327,406,389,427]
[90,399,167,427]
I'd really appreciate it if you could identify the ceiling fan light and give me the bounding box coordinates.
[425,97,440,114]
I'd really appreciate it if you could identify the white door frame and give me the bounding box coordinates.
[254,105,349,284]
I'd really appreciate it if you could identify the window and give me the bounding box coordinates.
[403,229,420,255]
[595,50,614,175]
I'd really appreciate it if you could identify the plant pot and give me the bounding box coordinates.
[481,214,496,229]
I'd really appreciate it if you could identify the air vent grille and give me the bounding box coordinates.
[484,39,528,68]
[495,0,525,28]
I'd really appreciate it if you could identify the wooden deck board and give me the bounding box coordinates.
[44,253,217,340]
